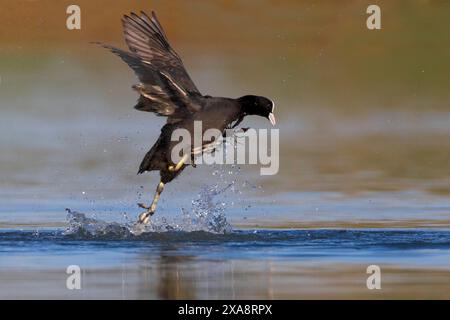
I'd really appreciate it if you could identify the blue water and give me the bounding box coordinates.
[2,228,450,268]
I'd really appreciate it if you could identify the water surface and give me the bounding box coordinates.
[2,227,450,299]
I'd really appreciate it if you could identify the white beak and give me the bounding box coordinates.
[268,113,276,126]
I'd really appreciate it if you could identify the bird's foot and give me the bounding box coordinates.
[138,210,153,224]
[137,203,153,224]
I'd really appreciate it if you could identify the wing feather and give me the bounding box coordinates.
[95,42,200,119]
[122,11,199,94]
[96,11,202,122]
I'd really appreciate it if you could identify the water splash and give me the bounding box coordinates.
[180,182,233,233]
[64,163,254,238]
[176,163,248,234]
[64,183,233,237]
[64,209,134,238]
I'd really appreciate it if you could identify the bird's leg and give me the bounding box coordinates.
[138,181,165,224]
[138,154,188,224]
[168,154,189,172]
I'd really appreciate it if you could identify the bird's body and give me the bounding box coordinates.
[138,96,241,188]
[98,11,275,224]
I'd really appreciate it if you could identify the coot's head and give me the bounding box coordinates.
[238,95,276,126]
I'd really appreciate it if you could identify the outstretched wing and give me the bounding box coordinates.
[96,11,201,121]
[122,11,200,94]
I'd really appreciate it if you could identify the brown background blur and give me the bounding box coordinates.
[1,0,450,112]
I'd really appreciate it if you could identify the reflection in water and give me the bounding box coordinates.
[126,239,450,299]
[136,250,278,299]
[2,229,450,299]
[147,252,197,300]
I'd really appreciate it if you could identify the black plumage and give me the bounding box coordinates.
[98,11,276,224]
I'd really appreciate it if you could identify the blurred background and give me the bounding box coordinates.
[0,0,449,227]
